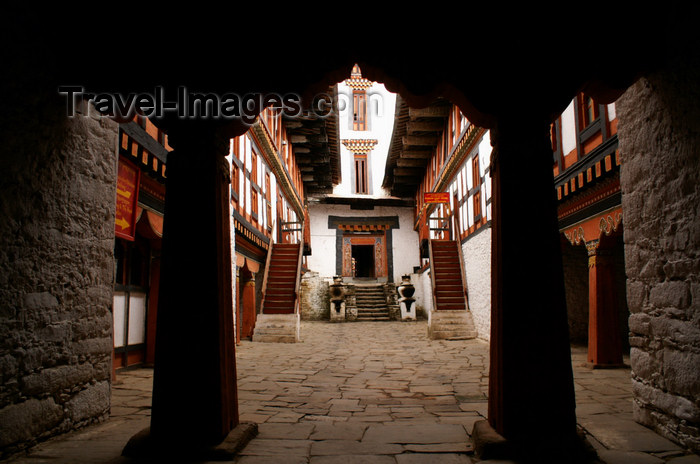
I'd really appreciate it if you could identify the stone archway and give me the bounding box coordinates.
[2,5,692,460]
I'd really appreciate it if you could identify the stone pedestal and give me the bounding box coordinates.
[329,275,347,322]
[330,300,346,322]
[399,300,416,321]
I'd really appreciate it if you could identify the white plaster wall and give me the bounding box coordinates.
[335,80,396,198]
[462,227,492,341]
[412,270,433,318]
[306,203,420,283]
[561,99,577,156]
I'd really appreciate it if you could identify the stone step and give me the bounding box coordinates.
[428,309,477,340]
[252,314,299,343]
[357,311,391,315]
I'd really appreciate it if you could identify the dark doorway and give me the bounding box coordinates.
[352,245,375,278]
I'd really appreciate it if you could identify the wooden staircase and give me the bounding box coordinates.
[431,240,468,311]
[252,243,302,343]
[428,239,477,339]
[262,243,301,314]
[355,284,390,321]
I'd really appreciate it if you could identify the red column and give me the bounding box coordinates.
[148,124,238,448]
[488,116,578,456]
[586,241,623,367]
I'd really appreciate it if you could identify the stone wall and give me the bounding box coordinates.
[300,271,329,321]
[617,56,700,452]
[0,99,117,457]
[462,226,492,341]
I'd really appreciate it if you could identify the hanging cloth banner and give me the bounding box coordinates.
[115,156,141,241]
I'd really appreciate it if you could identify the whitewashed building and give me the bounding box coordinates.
[306,65,420,287]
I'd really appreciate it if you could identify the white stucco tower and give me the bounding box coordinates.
[305,65,420,288]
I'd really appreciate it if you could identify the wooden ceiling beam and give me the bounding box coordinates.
[396,158,428,167]
[401,149,433,159]
[407,120,445,133]
[393,167,425,177]
[403,135,438,146]
[408,106,451,118]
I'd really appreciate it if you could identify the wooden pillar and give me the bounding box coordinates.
[488,116,578,455]
[586,240,623,367]
[149,123,238,448]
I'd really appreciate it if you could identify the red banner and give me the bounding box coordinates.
[115,157,140,241]
[423,192,450,204]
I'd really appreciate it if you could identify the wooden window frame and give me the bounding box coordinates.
[251,150,258,186]
[354,154,368,194]
[353,90,367,131]
[579,94,600,129]
[472,154,482,221]
[251,188,259,219]
[232,163,240,201]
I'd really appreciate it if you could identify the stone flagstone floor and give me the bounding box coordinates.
[5,320,699,463]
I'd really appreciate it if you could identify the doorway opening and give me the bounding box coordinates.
[352,244,375,278]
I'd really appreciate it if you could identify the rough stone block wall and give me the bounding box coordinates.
[617,57,700,453]
[300,271,330,321]
[462,226,492,341]
[0,100,117,457]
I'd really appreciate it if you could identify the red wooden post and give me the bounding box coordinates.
[587,241,623,367]
[148,123,238,448]
[488,116,579,457]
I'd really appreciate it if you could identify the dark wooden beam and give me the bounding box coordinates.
[393,167,425,177]
[403,135,438,146]
[401,150,433,159]
[396,158,429,167]
[409,106,451,118]
[407,120,445,133]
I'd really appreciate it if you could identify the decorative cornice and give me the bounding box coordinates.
[341,139,378,154]
[562,206,623,246]
[434,124,485,194]
[345,77,373,91]
[250,121,304,217]
[557,174,620,221]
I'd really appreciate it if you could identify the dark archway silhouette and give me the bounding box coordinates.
[1,4,693,461]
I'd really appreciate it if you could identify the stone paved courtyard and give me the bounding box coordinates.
[6,320,699,463]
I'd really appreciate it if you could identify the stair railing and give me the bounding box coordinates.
[428,239,440,314]
[451,208,471,310]
[259,220,275,315]
[293,241,304,315]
